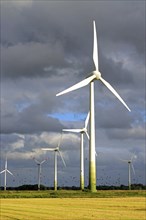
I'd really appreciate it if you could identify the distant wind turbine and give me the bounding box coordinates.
[41,134,66,191]
[56,20,131,192]
[32,157,47,190]
[120,154,137,190]
[0,156,14,190]
[63,112,90,190]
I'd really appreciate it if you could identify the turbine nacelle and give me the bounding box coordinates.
[92,70,101,80]
[55,147,59,152]
[80,127,87,133]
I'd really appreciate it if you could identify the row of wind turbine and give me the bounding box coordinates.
[0,152,137,190]
[0,21,131,192]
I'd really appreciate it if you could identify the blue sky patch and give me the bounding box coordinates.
[48,112,87,122]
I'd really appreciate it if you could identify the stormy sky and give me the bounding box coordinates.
[0,0,145,188]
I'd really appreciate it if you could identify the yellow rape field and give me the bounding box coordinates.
[0,197,145,220]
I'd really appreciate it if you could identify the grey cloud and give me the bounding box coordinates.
[2,1,145,79]
[1,105,63,134]
[1,42,66,78]
[99,53,134,87]
[1,77,67,134]
[95,105,133,129]
[107,126,145,140]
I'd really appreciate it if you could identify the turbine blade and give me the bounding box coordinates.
[57,133,63,148]
[120,159,129,163]
[5,157,7,169]
[95,151,97,157]
[33,158,40,164]
[63,129,82,133]
[131,163,135,175]
[85,131,90,140]
[131,154,137,161]
[40,160,46,164]
[85,112,90,128]
[56,75,96,96]
[93,20,99,70]
[58,150,66,167]
[41,148,55,151]
[7,170,13,176]
[0,170,5,174]
[100,77,131,112]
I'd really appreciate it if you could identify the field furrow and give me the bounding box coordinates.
[0,197,145,220]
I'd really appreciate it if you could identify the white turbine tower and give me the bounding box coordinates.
[56,20,131,192]
[41,134,66,191]
[0,156,14,190]
[32,157,47,190]
[120,154,137,190]
[63,112,90,190]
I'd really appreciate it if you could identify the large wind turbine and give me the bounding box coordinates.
[120,154,136,190]
[0,156,14,190]
[63,112,90,190]
[32,157,47,190]
[41,134,66,191]
[56,21,131,192]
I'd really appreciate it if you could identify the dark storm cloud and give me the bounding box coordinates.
[1,108,63,134]
[95,104,133,129]
[1,87,64,134]
[107,126,145,140]
[99,53,134,87]
[1,41,66,78]
[1,1,145,80]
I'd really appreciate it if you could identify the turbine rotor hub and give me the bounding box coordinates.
[93,70,101,79]
[81,128,87,133]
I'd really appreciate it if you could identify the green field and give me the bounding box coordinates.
[0,189,145,198]
[0,190,146,220]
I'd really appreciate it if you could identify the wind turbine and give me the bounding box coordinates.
[32,157,47,190]
[41,134,66,191]
[63,112,90,190]
[120,154,137,190]
[0,156,14,190]
[56,20,131,192]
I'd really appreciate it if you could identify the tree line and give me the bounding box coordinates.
[0,183,145,191]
